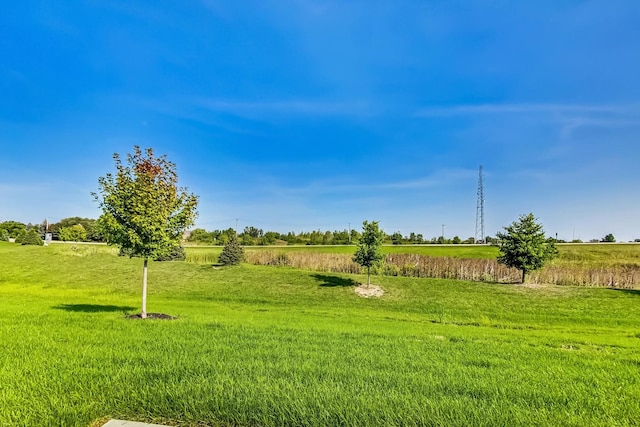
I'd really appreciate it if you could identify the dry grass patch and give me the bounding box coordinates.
[355,284,384,298]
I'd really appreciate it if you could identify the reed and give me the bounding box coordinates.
[246,250,361,274]
[244,251,640,288]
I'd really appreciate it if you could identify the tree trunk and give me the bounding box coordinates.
[521,269,526,284]
[367,266,371,288]
[141,258,148,319]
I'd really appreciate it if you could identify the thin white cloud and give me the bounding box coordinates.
[257,168,477,198]
[414,103,640,117]
[415,103,640,146]
[559,116,640,140]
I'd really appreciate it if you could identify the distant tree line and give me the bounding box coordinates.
[0,219,630,246]
[187,227,362,246]
[186,226,496,246]
[0,217,102,243]
[0,220,490,246]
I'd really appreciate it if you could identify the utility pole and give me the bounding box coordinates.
[475,165,485,244]
[348,222,351,243]
[441,224,445,239]
[235,218,238,234]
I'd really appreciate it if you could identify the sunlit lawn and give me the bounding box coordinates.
[1,242,639,426]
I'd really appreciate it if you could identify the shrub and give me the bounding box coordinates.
[219,236,244,265]
[0,230,9,241]
[17,229,44,246]
[119,246,186,261]
[154,246,186,261]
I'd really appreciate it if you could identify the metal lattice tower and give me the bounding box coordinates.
[475,165,485,244]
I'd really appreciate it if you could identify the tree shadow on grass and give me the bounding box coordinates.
[52,304,136,313]
[197,264,223,270]
[312,274,357,287]
[610,288,640,296]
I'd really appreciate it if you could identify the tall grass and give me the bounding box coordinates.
[184,246,221,264]
[246,250,361,274]
[243,251,640,288]
[183,243,500,258]
[534,264,640,287]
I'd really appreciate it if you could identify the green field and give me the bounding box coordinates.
[553,244,640,268]
[245,244,500,259]
[1,242,640,426]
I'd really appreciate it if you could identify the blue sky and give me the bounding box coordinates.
[1,0,639,241]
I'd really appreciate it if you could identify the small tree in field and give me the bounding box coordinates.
[218,234,244,265]
[94,146,198,318]
[601,234,616,243]
[353,220,385,287]
[497,213,557,283]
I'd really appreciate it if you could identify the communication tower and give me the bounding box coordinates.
[475,165,485,244]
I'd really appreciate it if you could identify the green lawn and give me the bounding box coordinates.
[241,244,501,258]
[553,244,640,268]
[1,242,639,426]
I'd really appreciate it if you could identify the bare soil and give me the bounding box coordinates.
[355,284,384,298]
[126,313,177,320]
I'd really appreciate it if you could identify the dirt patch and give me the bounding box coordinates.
[126,313,177,320]
[355,284,384,298]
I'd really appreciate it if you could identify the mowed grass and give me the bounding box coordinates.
[553,244,640,268]
[1,242,640,426]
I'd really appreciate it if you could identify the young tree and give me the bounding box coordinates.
[497,213,558,283]
[353,220,385,287]
[94,146,198,318]
[218,234,245,265]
